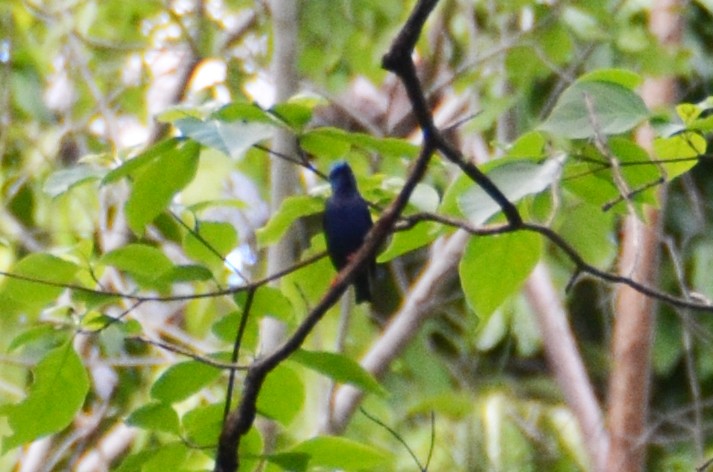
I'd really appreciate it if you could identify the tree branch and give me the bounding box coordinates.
[214,141,436,472]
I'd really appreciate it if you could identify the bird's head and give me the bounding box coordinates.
[328,161,358,196]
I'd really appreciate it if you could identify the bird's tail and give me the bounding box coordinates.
[354,272,371,304]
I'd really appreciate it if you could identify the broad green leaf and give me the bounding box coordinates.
[275,93,327,128]
[157,264,213,284]
[103,138,180,184]
[252,286,295,322]
[378,221,440,263]
[686,114,713,133]
[1,342,89,451]
[506,131,546,159]
[291,349,384,395]
[281,241,333,306]
[239,426,265,472]
[114,450,157,472]
[556,200,616,267]
[300,129,352,158]
[380,179,439,212]
[151,360,222,404]
[8,325,69,353]
[301,127,418,158]
[126,401,180,435]
[268,452,310,472]
[539,81,649,139]
[579,68,643,89]
[459,232,542,319]
[654,132,705,179]
[211,310,258,350]
[100,244,174,290]
[44,165,105,198]
[212,102,275,123]
[257,364,304,426]
[181,403,223,447]
[563,139,662,211]
[140,442,190,472]
[125,140,200,234]
[677,103,702,124]
[0,253,79,316]
[174,116,274,159]
[271,101,315,129]
[80,312,122,332]
[183,221,238,267]
[256,195,324,247]
[287,436,391,471]
[113,442,195,472]
[458,158,563,225]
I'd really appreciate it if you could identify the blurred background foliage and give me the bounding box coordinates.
[1,0,713,470]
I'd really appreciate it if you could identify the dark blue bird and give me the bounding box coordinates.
[323,162,374,304]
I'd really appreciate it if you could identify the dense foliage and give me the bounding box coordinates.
[1,0,713,471]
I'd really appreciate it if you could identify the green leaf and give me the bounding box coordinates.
[211,310,258,349]
[291,349,384,395]
[257,364,304,426]
[268,452,311,472]
[300,127,418,158]
[556,200,616,267]
[378,221,440,263]
[174,116,274,159]
[0,253,79,316]
[113,442,193,472]
[140,442,190,472]
[579,68,643,89]
[238,427,265,472]
[183,221,238,266]
[271,100,316,129]
[286,436,391,471]
[158,264,214,284]
[458,158,563,225]
[654,132,705,179]
[506,131,547,159]
[539,81,649,139]
[43,165,105,198]
[100,244,174,290]
[563,139,662,211]
[212,102,275,123]
[1,342,89,451]
[8,325,69,353]
[300,129,352,158]
[127,401,180,435]
[151,360,222,404]
[676,103,702,124]
[256,195,324,247]
[459,232,542,319]
[252,286,295,322]
[181,403,223,447]
[125,140,200,234]
[103,138,181,184]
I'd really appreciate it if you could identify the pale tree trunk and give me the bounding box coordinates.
[258,0,300,455]
[606,1,681,470]
[525,264,609,471]
[261,0,300,356]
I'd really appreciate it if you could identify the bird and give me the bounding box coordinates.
[323,161,374,304]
